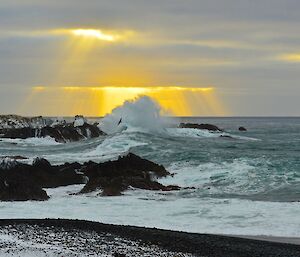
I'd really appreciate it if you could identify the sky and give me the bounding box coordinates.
[0,0,299,116]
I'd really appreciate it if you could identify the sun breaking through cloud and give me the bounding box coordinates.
[70,29,116,41]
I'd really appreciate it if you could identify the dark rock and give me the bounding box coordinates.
[101,186,123,196]
[0,123,105,143]
[0,179,49,201]
[0,158,86,189]
[77,123,104,138]
[0,127,35,139]
[239,126,247,131]
[0,153,180,200]
[80,153,179,196]
[219,135,233,139]
[0,158,87,201]
[32,157,52,169]
[0,155,28,160]
[179,123,223,132]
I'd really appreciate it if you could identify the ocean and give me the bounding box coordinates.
[0,114,299,237]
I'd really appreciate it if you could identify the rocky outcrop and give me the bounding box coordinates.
[0,153,180,200]
[179,123,223,132]
[0,158,87,201]
[0,179,49,201]
[0,115,51,129]
[239,126,247,131]
[0,115,105,143]
[0,158,50,201]
[80,153,179,196]
[28,158,86,188]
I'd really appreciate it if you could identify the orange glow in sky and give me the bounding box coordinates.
[20,86,228,117]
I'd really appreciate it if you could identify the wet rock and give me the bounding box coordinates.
[80,153,179,196]
[179,123,223,132]
[239,126,247,131]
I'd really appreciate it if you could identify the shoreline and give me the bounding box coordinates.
[227,235,300,246]
[0,219,300,257]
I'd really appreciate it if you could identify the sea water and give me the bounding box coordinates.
[0,98,299,237]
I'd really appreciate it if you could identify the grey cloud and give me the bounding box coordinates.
[0,0,299,115]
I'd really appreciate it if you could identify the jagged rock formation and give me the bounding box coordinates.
[179,123,223,132]
[80,153,179,196]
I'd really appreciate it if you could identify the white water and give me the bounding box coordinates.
[167,128,260,141]
[0,136,61,146]
[0,184,299,237]
[99,96,166,134]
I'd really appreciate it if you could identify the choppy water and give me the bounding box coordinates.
[0,116,300,237]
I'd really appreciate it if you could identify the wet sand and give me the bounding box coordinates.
[0,219,300,257]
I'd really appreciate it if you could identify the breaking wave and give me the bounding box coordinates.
[99,96,260,142]
[99,96,167,134]
[0,136,61,146]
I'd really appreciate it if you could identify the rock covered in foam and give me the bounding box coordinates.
[0,115,105,143]
[50,118,67,127]
[74,115,87,127]
[179,123,223,132]
[0,115,51,129]
[0,157,18,170]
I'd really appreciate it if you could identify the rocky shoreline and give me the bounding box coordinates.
[0,219,300,257]
[0,115,248,144]
[0,115,105,143]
